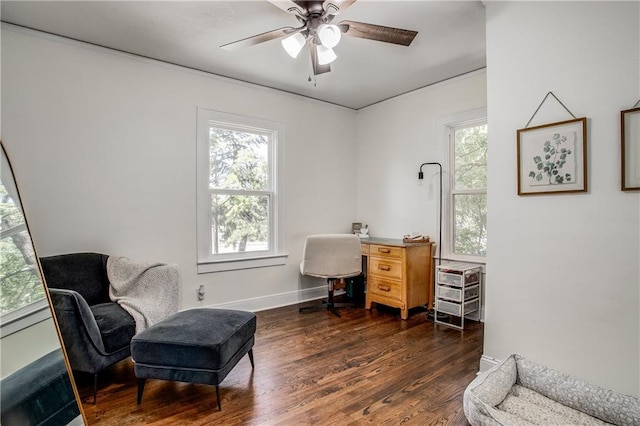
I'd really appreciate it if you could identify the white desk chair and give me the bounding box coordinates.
[299,234,362,317]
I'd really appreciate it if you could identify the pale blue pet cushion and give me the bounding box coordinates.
[463,354,640,426]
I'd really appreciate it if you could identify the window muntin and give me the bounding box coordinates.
[448,120,487,259]
[197,109,285,272]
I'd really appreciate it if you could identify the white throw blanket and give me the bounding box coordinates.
[107,256,180,333]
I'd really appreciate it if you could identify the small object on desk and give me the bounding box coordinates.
[359,224,369,238]
[351,222,362,234]
[402,234,430,243]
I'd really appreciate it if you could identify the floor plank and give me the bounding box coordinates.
[77,303,482,425]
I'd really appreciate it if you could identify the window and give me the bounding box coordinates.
[196,109,286,273]
[1,163,50,336]
[445,117,487,260]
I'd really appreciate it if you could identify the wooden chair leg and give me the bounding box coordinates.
[137,378,146,405]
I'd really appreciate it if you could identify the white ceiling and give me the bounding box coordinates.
[0,1,486,110]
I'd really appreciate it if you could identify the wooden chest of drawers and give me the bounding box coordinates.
[363,239,433,320]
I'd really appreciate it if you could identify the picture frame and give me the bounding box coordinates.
[351,222,362,234]
[517,117,587,195]
[621,107,640,191]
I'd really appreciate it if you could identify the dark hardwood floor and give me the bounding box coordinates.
[77,303,482,425]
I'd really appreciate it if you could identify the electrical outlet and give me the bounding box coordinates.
[197,284,205,301]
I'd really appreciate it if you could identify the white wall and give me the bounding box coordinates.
[485,1,639,396]
[355,70,487,241]
[0,318,61,378]
[1,25,358,311]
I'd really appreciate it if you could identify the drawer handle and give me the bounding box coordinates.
[378,285,391,292]
[378,264,391,271]
[377,248,391,253]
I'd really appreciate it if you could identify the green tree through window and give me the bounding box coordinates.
[450,122,487,257]
[208,126,271,255]
[0,182,44,316]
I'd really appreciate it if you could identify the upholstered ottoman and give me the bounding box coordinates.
[130,308,256,410]
[1,349,81,425]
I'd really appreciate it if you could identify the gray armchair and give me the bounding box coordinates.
[40,252,136,403]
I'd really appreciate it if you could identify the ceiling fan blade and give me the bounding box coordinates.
[267,0,306,16]
[323,0,357,16]
[220,27,297,51]
[337,20,417,46]
[310,44,331,75]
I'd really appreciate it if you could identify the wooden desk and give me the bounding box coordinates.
[360,238,435,320]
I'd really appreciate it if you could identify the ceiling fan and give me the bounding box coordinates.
[220,0,418,76]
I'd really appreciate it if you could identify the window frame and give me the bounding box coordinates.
[196,108,286,273]
[440,108,487,263]
[1,149,50,336]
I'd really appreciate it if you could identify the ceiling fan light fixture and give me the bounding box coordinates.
[317,45,337,65]
[281,32,306,58]
[317,24,341,48]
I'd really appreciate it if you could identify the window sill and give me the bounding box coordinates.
[0,299,52,338]
[197,253,288,273]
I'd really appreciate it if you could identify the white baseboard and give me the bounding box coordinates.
[479,354,501,372]
[199,286,327,312]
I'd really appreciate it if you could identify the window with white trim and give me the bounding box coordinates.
[445,118,487,260]
[1,159,50,336]
[196,109,286,273]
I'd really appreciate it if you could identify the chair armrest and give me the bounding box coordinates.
[48,288,106,355]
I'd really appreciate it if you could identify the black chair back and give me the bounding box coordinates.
[40,252,110,306]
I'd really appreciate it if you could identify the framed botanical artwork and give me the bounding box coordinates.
[517,117,587,195]
[621,107,640,191]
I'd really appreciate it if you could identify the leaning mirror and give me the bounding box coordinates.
[622,106,640,191]
[0,142,86,425]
